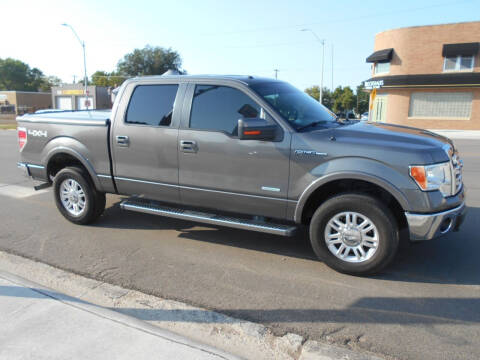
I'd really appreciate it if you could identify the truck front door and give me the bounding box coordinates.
[111,82,184,203]
[178,83,291,219]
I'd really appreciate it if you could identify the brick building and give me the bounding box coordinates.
[364,21,480,130]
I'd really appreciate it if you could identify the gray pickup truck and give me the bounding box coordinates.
[16,75,466,275]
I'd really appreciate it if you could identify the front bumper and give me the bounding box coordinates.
[405,202,466,241]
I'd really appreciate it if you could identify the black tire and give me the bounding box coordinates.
[309,193,399,275]
[53,166,105,225]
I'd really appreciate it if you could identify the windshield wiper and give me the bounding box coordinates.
[296,121,326,131]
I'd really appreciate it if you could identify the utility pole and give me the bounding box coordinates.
[274,69,279,79]
[62,23,89,109]
[331,44,334,91]
[301,29,325,104]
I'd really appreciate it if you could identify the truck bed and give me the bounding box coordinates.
[16,110,115,193]
[19,110,111,126]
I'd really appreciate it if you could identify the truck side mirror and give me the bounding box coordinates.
[237,118,277,141]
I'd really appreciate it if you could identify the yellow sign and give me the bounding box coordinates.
[61,89,85,95]
[369,88,377,110]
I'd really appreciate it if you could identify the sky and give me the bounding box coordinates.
[1,0,479,92]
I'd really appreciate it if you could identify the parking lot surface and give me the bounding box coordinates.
[1,130,479,360]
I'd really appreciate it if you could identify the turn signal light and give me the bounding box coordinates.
[409,166,427,190]
[244,130,261,135]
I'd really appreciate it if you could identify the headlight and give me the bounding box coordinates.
[409,162,452,196]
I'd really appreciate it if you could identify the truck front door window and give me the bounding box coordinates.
[189,85,261,136]
[126,84,178,126]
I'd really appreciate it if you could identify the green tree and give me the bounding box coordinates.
[340,86,355,112]
[355,84,369,115]
[39,76,62,92]
[117,45,182,76]
[304,86,334,110]
[91,71,128,87]
[0,57,60,91]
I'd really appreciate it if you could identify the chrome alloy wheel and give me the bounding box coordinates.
[60,179,86,216]
[324,212,379,263]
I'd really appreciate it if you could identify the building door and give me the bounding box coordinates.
[76,96,94,110]
[372,94,388,122]
[55,96,72,110]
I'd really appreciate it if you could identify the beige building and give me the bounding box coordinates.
[364,21,480,130]
[52,84,111,110]
[0,91,52,116]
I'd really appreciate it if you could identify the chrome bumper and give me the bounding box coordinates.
[17,162,31,177]
[17,162,46,179]
[405,202,466,241]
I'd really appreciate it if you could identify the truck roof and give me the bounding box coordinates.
[127,74,277,86]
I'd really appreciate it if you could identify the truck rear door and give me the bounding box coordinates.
[111,81,185,203]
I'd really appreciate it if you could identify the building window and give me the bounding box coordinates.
[443,55,474,72]
[409,92,472,119]
[374,62,390,74]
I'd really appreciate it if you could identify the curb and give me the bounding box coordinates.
[0,251,384,360]
[0,270,241,360]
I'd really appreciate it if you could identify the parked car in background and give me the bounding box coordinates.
[16,75,466,275]
[361,112,369,121]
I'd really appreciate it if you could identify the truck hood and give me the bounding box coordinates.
[306,121,454,163]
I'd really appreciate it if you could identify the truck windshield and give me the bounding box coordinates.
[251,82,336,131]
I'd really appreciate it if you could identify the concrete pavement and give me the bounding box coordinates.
[0,270,239,360]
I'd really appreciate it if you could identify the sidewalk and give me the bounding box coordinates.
[427,129,480,139]
[0,271,239,360]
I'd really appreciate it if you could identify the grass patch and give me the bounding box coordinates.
[0,124,17,130]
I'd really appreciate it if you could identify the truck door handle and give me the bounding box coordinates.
[180,140,198,153]
[116,135,130,147]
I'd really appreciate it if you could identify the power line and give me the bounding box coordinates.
[200,0,473,37]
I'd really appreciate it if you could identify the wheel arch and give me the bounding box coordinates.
[295,173,409,234]
[45,147,102,191]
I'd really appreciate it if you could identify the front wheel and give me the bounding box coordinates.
[309,193,399,275]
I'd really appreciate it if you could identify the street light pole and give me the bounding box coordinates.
[62,23,88,109]
[301,29,325,104]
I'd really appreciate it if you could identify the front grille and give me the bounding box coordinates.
[451,153,463,195]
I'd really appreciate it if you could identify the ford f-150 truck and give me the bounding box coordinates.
[16,75,466,275]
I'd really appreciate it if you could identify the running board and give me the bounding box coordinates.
[120,199,297,236]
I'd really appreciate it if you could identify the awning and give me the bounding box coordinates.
[366,48,393,63]
[363,73,480,89]
[442,42,479,57]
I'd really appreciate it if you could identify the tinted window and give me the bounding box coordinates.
[251,81,335,131]
[126,84,178,126]
[190,85,260,135]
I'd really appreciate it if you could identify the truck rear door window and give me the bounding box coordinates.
[189,85,260,136]
[126,84,178,126]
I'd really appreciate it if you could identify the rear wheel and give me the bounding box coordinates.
[53,166,105,225]
[309,193,399,275]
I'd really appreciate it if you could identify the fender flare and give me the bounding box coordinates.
[44,146,102,191]
[293,171,411,223]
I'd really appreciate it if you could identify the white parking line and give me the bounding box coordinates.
[0,183,50,199]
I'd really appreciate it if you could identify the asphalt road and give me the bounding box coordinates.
[1,129,479,360]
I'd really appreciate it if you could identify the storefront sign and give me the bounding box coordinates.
[57,89,85,95]
[364,80,384,90]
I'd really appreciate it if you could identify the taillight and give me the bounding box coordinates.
[18,127,27,151]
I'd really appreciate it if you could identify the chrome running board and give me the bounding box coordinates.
[120,199,297,236]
